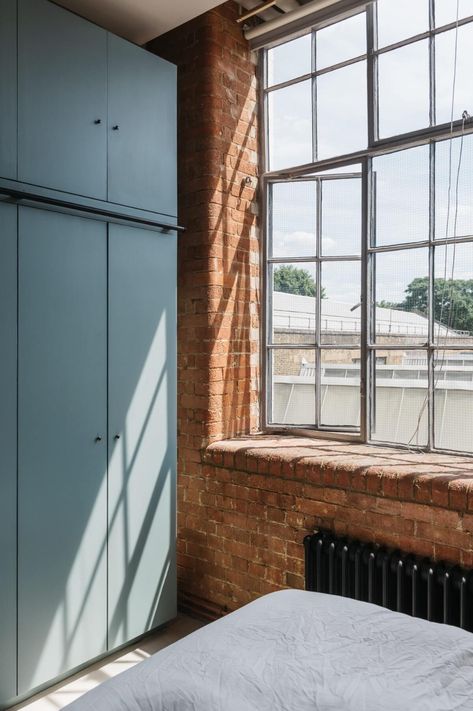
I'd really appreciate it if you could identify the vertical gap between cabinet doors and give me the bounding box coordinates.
[106,33,110,204]
[15,204,19,697]
[106,221,110,651]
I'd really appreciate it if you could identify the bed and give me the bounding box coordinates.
[65,587,473,710]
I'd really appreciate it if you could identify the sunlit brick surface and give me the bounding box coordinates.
[150,2,260,615]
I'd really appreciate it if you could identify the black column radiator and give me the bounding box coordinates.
[304,529,473,633]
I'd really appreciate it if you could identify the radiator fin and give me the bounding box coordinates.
[304,530,473,633]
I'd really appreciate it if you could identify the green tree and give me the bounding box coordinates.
[274,265,324,297]
[377,299,400,310]
[384,276,473,334]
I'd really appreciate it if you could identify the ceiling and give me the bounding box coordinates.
[54,0,227,44]
[54,0,316,45]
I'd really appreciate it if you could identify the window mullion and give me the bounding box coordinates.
[429,0,436,127]
[312,29,318,164]
[428,139,436,450]
[315,179,322,428]
[361,157,371,442]
[367,1,378,146]
[265,178,272,426]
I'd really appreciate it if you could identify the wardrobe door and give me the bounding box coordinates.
[0,0,17,179]
[18,0,107,199]
[108,223,177,649]
[0,203,18,706]
[108,35,177,216]
[18,208,107,694]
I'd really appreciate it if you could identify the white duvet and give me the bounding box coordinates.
[65,589,473,711]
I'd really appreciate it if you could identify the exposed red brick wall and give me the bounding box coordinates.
[180,437,473,617]
[149,2,261,615]
[149,1,260,450]
[150,6,473,620]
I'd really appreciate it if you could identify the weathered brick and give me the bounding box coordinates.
[151,4,473,623]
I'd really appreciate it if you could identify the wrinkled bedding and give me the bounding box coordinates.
[64,589,473,710]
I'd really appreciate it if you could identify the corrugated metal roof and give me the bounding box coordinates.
[273,291,469,338]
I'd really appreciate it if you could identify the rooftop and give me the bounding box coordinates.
[273,291,471,339]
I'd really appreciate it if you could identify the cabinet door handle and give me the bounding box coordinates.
[94,119,102,125]
[114,434,121,441]
[112,125,120,131]
[95,436,103,443]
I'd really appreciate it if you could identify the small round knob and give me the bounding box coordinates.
[112,125,120,131]
[95,436,103,443]
[94,119,102,125]
[114,434,121,441]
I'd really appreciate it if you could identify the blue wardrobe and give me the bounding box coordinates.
[0,0,178,704]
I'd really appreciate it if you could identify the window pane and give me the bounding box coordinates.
[435,133,473,239]
[321,261,361,344]
[321,178,362,255]
[373,146,430,246]
[435,24,473,125]
[317,61,367,159]
[372,350,428,445]
[267,34,312,87]
[316,12,366,69]
[435,0,473,26]
[271,263,316,345]
[377,0,429,48]
[320,350,360,427]
[374,248,429,345]
[321,300,361,345]
[270,348,316,424]
[378,40,430,137]
[268,80,313,170]
[434,350,473,451]
[434,242,473,343]
[271,182,317,259]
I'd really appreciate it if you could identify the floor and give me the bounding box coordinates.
[11,615,205,711]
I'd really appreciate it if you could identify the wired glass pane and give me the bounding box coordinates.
[321,178,362,256]
[270,349,316,425]
[377,0,429,48]
[263,0,473,452]
[435,0,473,26]
[373,146,430,246]
[435,134,473,240]
[268,80,313,171]
[373,248,430,346]
[271,262,317,345]
[317,61,367,159]
[372,351,428,446]
[320,350,361,427]
[271,182,317,259]
[267,34,312,87]
[378,40,430,138]
[316,13,366,69]
[434,350,473,452]
[321,261,362,345]
[435,24,473,126]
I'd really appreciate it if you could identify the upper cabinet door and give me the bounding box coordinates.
[18,0,107,199]
[108,35,177,216]
[0,0,17,179]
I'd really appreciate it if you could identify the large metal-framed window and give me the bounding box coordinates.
[262,0,473,455]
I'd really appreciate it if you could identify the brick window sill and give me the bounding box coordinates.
[204,435,473,510]
[202,435,473,567]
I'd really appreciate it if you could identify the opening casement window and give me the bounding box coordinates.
[261,0,473,455]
